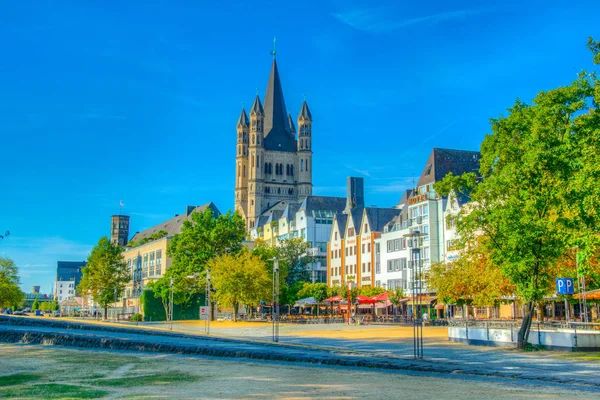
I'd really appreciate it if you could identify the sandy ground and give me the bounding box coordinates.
[0,344,593,399]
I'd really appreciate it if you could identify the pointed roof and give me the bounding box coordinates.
[250,95,264,116]
[298,100,312,121]
[417,148,480,188]
[262,59,297,152]
[237,108,249,128]
[287,113,296,135]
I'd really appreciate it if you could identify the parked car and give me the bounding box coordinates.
[2,309,13,315]
[53,311,61,317]
[13,311,25,316]
[35,310,44,316]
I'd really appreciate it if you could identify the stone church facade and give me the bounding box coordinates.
[235,57,313,230]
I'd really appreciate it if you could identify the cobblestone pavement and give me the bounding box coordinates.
[2,320,600,392]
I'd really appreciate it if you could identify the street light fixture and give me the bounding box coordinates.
[404,230,427,360]
[272,258,280,342]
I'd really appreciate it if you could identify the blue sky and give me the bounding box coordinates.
[1,0,599,292]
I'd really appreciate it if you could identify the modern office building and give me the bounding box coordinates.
[54,261,86,303]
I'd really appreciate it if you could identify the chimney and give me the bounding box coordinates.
[344,177,365,214]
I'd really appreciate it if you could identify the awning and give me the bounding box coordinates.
[573,289,600,300]
[407,296,437,306]
[372,292,389,302]
[294,297,317,306]
[356,295,377,304]
[435,304,445,310]
[323,295,342,303]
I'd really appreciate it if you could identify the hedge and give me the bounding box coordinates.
[140,289,205,322]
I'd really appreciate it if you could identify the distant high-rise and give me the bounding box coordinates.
[32,286,40,294]
[111,215,130,247]
[55,261,86,303]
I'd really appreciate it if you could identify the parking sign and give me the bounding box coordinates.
[556,278,574,295]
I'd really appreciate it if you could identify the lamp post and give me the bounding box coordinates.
[404,231,427,360]
[113,287,117,321]
[169,276,174,331]
[272,258,280,342]
[206,269,211,335]
[347,281,352,326]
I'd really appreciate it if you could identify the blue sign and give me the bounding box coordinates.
[556,278,574,295]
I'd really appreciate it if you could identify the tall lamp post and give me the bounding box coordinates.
[169,276,174,331]
[404,231,426,360]
[206,269,211,335]
[272,258,280,342]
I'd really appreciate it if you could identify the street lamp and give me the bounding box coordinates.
[404,230,427,360]
[272,258,280,342]
[206,269,211,335]
[347,281,352,326]
[169,276,174,331]
[113,287,117,321]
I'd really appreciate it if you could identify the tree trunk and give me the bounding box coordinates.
[517,302,535,349]
[233,303,239,322]
[162,300,169,321]
[104,305,108,320]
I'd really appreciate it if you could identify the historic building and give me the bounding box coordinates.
[54,261,86,303]
[374,148,480,315]
[110,215,130,247]
[235,55,313,230]
[327,177,400,288]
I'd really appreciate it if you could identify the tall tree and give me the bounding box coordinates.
[0,256,24,310]
[32,296,39,311]
[209,251,271,321]
[275,237,315,286]
[155,209,246,310]
[435,38,600,348]
[78,236,129,319]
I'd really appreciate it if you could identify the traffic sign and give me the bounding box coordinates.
[200,305,209,321]
[556,278,574,295]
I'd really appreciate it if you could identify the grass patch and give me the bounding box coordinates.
[0,383,108,399]
[0,373,42,387]
[90,371,199,388]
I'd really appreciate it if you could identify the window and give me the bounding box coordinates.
[301,159,304,171]
[364,223,368,232]
[387,240,393,253]
[368,262,371,272]
[348,227,355,236]
[362,263,365,273]
[376,243,380,254]
[401,258,407,270]
[362,244,365,253]
[354,245,357,254]
[335,232,338,240]
[446,217,455,230]
[367,243,371,253]
[345,248,348,256]
[331,250,334,259]
[376,262,380,274]
[387,260,393,272]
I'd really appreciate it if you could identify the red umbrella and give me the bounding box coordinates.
[372,292,389,302]
[356,295,377,304]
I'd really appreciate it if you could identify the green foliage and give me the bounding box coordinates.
[140,289,204,321]
[78,236,130,318]
[359,286,385,297]
[32,297,40,311]
[130,313,143,322]
[126,230,168,248]
[297,282,329,303]
[158,209,245,311]
[276,238,315,286]
[434,39,600,346]
[52,296,59,311]
[327,285,343,298]
[389,287,405,306]
[0,256,24,310]
[210,250,271,321]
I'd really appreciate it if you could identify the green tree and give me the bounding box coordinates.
[52,296,59,312]
[359,286,385,298]
[156,209,246,312]
[297,282,329,315]
[210,251,271,322]
[0,256,24,310]
[78,236,129,320]
[389,288,405,315]
[435,38,600,348]
[32,297,40,311]
[276,238,315,286]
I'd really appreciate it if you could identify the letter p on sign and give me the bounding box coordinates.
[556,278,575,295]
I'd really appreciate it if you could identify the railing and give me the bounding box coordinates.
[447,319,600,331]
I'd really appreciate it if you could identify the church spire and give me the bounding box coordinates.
[250,95,264,116]
[263,58,290,136]
[237,108,249,128]
[298,99,312,121]
[287,111,296,135]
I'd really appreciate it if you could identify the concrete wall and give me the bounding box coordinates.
[449,326,600,351]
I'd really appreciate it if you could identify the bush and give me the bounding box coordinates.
[130,313,143,322]
[140,289,205,322]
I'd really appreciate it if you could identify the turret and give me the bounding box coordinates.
[297,99,313,197]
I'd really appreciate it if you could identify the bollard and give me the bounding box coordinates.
[486,322,489,341]
[537,322,541,346]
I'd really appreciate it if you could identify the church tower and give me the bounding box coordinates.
[234,52,314,231]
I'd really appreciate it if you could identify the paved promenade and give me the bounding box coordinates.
[2,316,600,393]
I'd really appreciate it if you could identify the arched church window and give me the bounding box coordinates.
[301,159,304,171]
[243,165,246,177]
[278,188,281,194]
[290,165,294,176]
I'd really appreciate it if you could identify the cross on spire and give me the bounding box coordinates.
[271,37,276,58]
